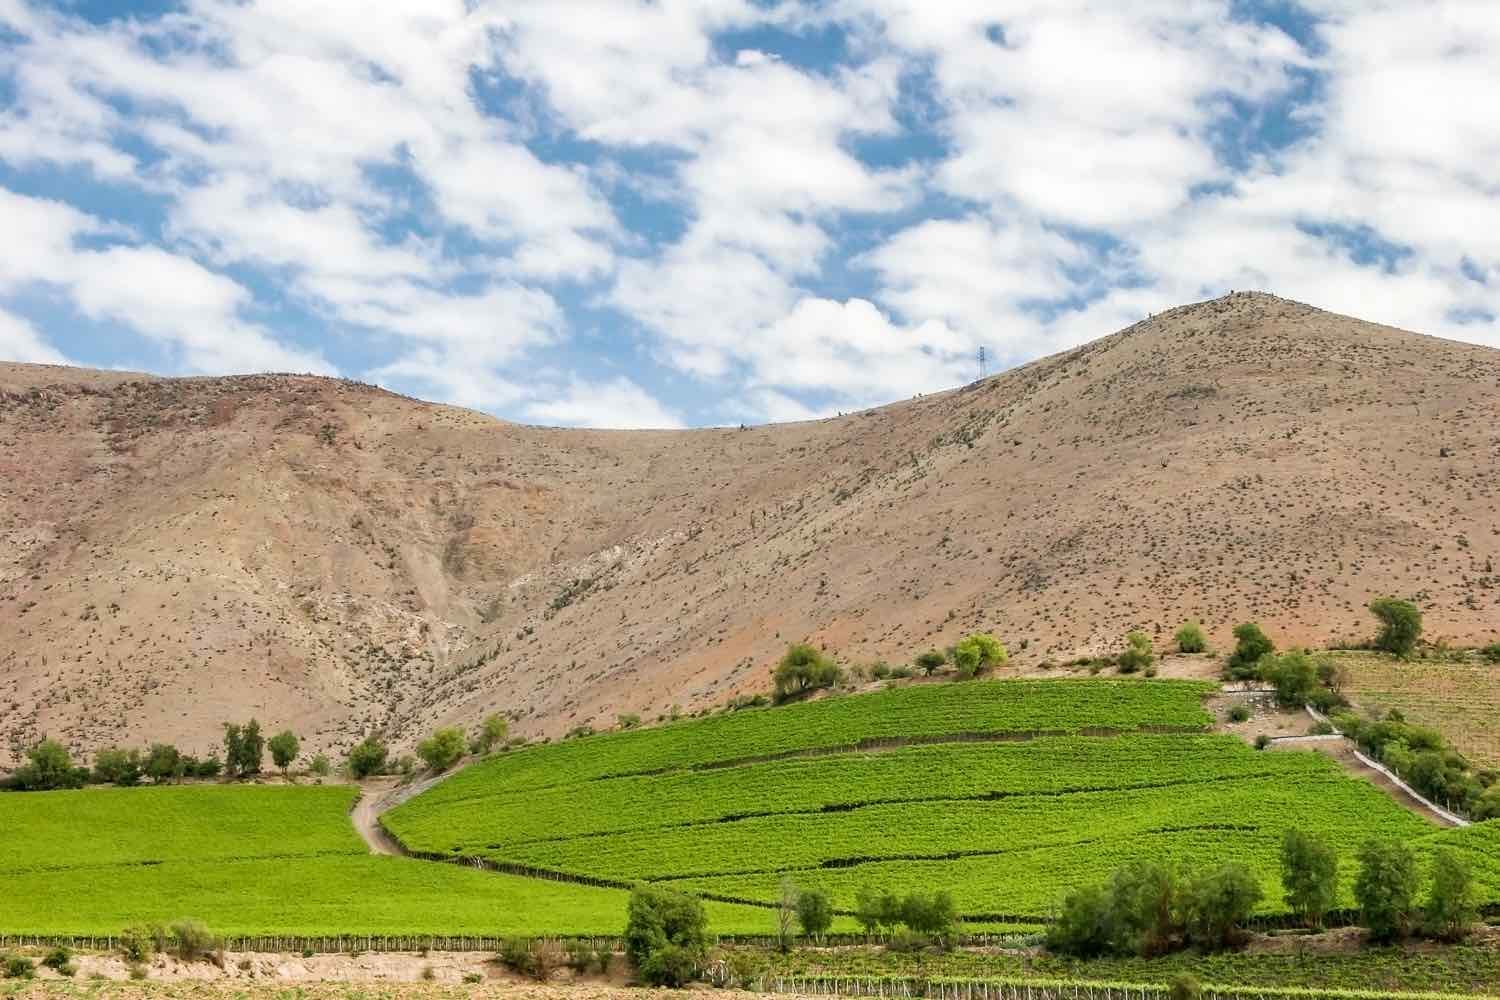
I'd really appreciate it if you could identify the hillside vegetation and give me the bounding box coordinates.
[3,292,1499,762]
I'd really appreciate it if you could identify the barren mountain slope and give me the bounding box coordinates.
[2,292,1497,764]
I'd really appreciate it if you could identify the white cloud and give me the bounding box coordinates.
[524,376,684,430]
[0,309,68,365]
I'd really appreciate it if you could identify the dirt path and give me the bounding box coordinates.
[350,778,406,856]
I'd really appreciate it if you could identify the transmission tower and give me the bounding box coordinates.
[977,346,988,380]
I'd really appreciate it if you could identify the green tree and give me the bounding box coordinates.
[796,888,834,940]
[308,753,332,778]
[1225,623,1274,679]
[1108,861,1181,956]
[899,891,957,943]
[624,885,709,987]
[1281,829,1339,928]
[1423,847,1477,941]
[93,748,143,787]
[951,633,1007,679]
[223,720,264,778]
[1260,651,1318,707]
[347,736,388,778]
[1369,597,1422,658]
[772,644,841,703]
[144,743,182,784]
[1047,883,1115,958]
[915,650,947,676]
[8,739,85,791]
[854,886,902,934]
[1181,864,1262,951]
[1118,631,1155,674]
[268,731,300,775]
[1174,622,1207,654]
[1354,838,1419,943]
[472,713,508,754]
[416,727,466,772]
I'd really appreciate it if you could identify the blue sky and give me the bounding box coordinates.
[0,1,1495,427]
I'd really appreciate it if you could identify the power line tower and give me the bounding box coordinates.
[977,346,988,380]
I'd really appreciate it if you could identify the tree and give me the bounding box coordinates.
[1281,829,1339,928]
[7,739,86,791]
[1174,622,1207,654]
[223,720,264,778]
[915,650,947,676]
[1369,598,1422,658]
[900,891,957,943]
[472,713,508,754]
[1118,631,1154,674]
[268,731,300,775]
[1354,838,1419,943]
[347,736,388,778]
[416,727,466,772]
[854,886,902,934]
[1181,864,1262,951]
[1226,623,1274,679]
[952,633,1007,679]
[93,748,143,787]
[1424,847,1477,941]
[1047,884,1115,958]
[776,877,798,951]
[144,743,182,784]
[1260,651,1318,707]
[796,888,833,940]
[624,885,709,987]
[772,644,841,703]
[1108,861,1181,956]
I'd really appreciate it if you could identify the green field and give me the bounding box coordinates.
[0,783,782,936]
[386,679,1500,922]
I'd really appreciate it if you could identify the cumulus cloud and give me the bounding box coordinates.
[524,376,685,430]
[0,309,68,365]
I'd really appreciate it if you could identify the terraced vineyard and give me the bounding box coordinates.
[1335,652,1500,767]
[388,678,1496,922]
[0,783,782,937]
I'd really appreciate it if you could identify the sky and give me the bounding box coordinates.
[0,1,1496,429]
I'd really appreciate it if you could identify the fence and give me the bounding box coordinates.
[754,975,1500,1000]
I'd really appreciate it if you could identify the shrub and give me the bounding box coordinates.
[772,644,841,703]
[1254,734,1270,750]
[4,955,35,979]
[1481,643,1500,664]
[1181,864,1262,950]
[1225,623,1274,680]
[7,739,87,791]
[1227,704,1250,723]
[952,633,1007,679]
[1259,651,1318,707]
[1169,973,1202,1000]
[616,713,641,730]
[624,885,709,987]
[796,888,834,939]
[416,728,466,772]
[42,946,72,971]
[309,753,332,777]
[1117,631,1154,674]
[1355,838,1419,943]
[463,972,484,984]
[1369,598,1422,658]
[884,928,930,953]
[347,736,388,778]
[915,650,946,675]
[268,731,300,774]
[472,714,509,754]
[1047,883,1114,958]
[1424,847,1477,941]
[120,924,162,963]
[128,963,148,980]
[171,919,218,961]
[421,965,435,981]
[1174,622,1207,654]
[93,747,143,786]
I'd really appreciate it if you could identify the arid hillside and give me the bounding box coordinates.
[3,292,1497,764]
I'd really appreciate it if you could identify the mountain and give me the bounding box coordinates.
[3,291,1497,764]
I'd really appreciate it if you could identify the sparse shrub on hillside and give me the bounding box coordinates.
[915,650,946,675]
[93,747,143,787]
[624,885,710,987]
[772,644,841,703]
[416,728,466,772]
[472,715,509,753]
[309,753,332,777]
[1369,597,1423,658]
[1424,847,1477,941]
[347,736,388,778]
[268,730,300,775]
[1227,704,1250,723]
[1355,838,1419,943]
[952,633,1007,679]
[796,888,834,940]
[191,755,223,779]
[1225,623,1274,680]
[1117,631,1154,674]
[1174,622,1207,654]
[617,713,642,730]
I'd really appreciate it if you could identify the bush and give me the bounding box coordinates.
[772,644,841,703]
[1369,598,1422,658]
[1259,651,1318,707]
[309,753,332,777]
[1047,883,1114,958]
[120,924,163,962]
[899,890,957,945]
[7,739,87,791]
[42,946,72,971]
[1227,704,1250,723]
[171,919,218,961]
[472,714,509,754]
[93,747,143,786]
[884,928,931,953]
[1181,864,1262,950]
[625,885,709,987]
[416,727,466,772]
[1424,847,1477,941]
[915,650,946,675]
[1355,838,1419,943]
[1169,973,1202,1000]
[347,736,388,778]
[1117,631,1154,674]
[497,938,562,981]
[1481,643,1500,664]
[1174,622,1207,654]
[4,955,35,979]
[1254,734,1270,750]
[1225,623,1274,680]
[952,633,1007,679]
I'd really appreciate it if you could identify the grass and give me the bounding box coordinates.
[1334,651,1500,767]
